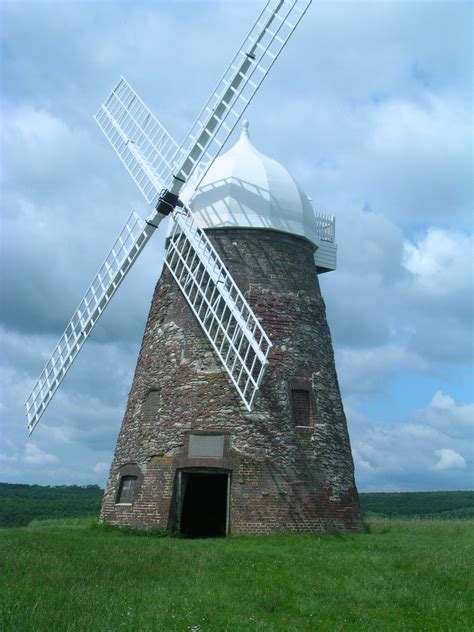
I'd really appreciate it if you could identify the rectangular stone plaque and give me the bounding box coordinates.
[188,434,224,459]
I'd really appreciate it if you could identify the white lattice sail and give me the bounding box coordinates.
[173,0,312,190]
[95,77,179,206]
[166,207,272,410]
[25,212,160,435]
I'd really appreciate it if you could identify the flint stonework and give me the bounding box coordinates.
[101,228,363,534]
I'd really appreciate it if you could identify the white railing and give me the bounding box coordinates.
[314,212,335,243]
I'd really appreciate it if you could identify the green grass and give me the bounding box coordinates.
[1,518,473,632]
[26,516,98,529]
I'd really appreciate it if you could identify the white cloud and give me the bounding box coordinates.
[355,96,472,223]
[0,105,103,208]
[350,390,472,491]
[403,228,473,296]
[412,390,474,440]
[432,449,466,471]
[323,220,473,372]
[92,461,109,475]
[24,443,59,466]
[337,344,426,401]
[431,391,457,409]
[0,453,18,464]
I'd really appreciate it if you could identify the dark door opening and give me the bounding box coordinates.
[179,472,229,538]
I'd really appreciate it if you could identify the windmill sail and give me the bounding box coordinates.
[25,212,161,435]
[172,0,312,190]
[94,77,179,206]
[26,0,312,432]
[166,207,272,410]
[94,0,312,207]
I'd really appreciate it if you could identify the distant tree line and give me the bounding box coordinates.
[359,491,474,519]
[1,483,473,527]
[0,483,103,527]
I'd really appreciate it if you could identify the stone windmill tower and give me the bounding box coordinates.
[100,122,362,536]
[25,1,362,536]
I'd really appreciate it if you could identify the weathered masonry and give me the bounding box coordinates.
[101,124,363,535]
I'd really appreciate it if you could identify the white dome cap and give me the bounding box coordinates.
[182,121,320,249]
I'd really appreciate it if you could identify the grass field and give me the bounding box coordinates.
[1,518,472,631]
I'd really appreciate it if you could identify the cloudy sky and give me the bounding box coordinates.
[1,0,472,492]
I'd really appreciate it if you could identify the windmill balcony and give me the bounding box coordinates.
[313,212,337,274]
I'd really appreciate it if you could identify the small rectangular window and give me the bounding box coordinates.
[291,389,311,426]
[143,389,160,424]
[117,475,138,504]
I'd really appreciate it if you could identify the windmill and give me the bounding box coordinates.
[26,0,362,536]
